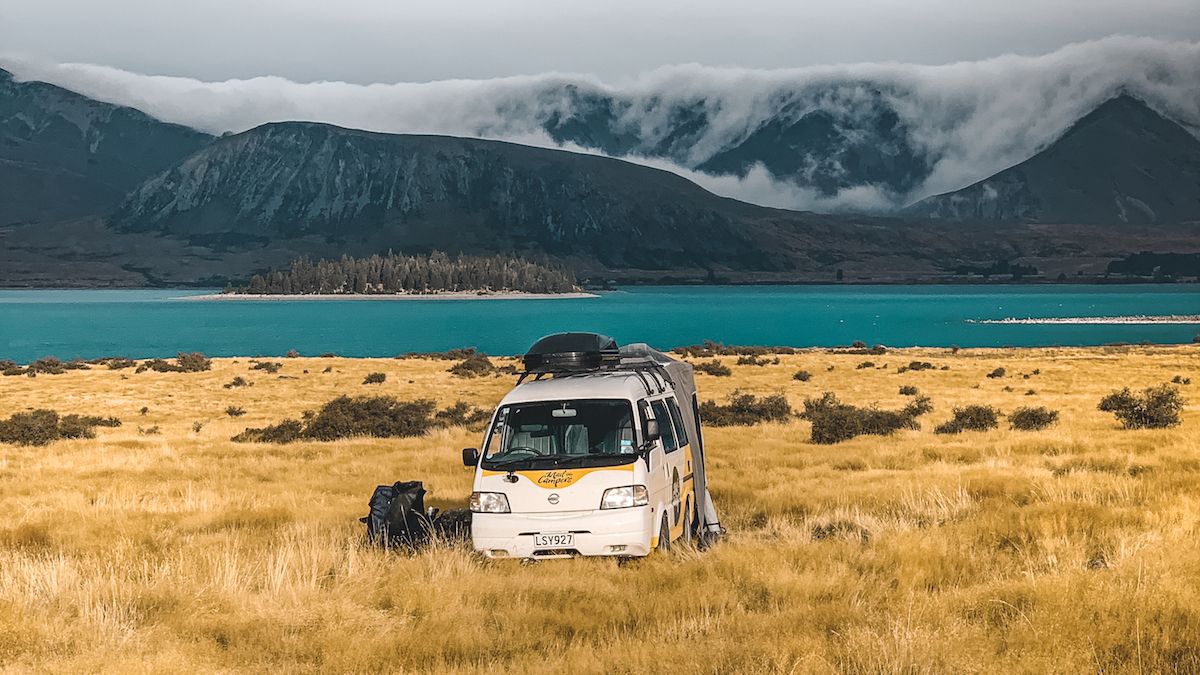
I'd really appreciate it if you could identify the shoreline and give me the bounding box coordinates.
[174,291,600,301]
[971,315,1200,325]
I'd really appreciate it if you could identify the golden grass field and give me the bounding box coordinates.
[1,345,1199,673]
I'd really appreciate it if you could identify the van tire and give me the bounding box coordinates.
[680,499,693,545]
[657,513,671,553]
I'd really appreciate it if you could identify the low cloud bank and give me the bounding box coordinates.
[5,36,1198,212]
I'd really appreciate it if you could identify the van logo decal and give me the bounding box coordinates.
[547,493,560,505]
[537,470,577,488]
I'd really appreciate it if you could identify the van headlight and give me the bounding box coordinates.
[470,492,511,513]
[600,485,649,510]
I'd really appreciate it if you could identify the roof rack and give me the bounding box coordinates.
[517,332,674,396]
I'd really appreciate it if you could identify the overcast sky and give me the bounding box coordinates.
[2,0,1199,82]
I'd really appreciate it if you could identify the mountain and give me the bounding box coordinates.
[0,67,212,225]
[904,95,1200,224]
[540,85,931,199]
[109,122,819,271]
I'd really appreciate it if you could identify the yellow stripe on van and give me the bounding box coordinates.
[481,465,634,489]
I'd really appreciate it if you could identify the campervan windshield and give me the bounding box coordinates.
[481,399,637,471]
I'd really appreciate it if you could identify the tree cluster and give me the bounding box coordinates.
[228,251,577,295]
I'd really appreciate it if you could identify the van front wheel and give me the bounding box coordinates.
[657,513,671,553]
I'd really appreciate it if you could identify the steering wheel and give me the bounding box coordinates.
[503,445,547,457]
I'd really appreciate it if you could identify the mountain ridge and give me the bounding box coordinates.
[904,94,1200,225]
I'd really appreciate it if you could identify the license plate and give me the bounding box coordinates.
[533,532,574,548]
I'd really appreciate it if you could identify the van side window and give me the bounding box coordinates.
[650,400,678,453]
[666,397,689,447]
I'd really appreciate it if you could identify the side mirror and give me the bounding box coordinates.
[462,447,480,467]
[643,419,661,445]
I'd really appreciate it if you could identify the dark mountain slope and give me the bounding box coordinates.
[905,95,1200,224]
[0,67,212,225]
[110,122,830,271]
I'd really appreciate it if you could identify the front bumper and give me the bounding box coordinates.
[472,506,655,558]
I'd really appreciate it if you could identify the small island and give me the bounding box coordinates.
[207,251,594,300]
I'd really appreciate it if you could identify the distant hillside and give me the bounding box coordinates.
[0,68,212,225]
[904,95,1200,225]
[108,122,808,272]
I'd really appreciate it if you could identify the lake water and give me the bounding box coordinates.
[1,286,1198,361]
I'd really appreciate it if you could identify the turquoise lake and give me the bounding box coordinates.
[1,286,1198,361]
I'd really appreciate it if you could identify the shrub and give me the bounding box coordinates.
[398,348,478,360]
[0,410,119,446]
[223,376,249,389]
[233,419,303,444]
[673,341,795,358]
[901,395,934,418]
[285,349,300,358]
[0,359,15,371]
[192,421,205,433]
[793,370,812,382]
[250,361,282,374]
[695,360,732,377]
[301,396,437,441]
[735,355,776,367]
[698,391,792,426]
[434,401,491,430]
[1171,375,1191,385]
[363,372,387,385]
[139,426,161,435]
[899,385,919,396]
[106,358,137,370]
[225,406,246,417]
[856,361,875,370]
[935,405,1000,434]
[986,367,1006,379]
[139,407,149,415]
[799,392,928,445]
[136,352,212,373]
[1009,406,1059,431]
[1098,385,1184,429]
[448,354,496,378]
[176,352,211,372]
[905,361,935,372]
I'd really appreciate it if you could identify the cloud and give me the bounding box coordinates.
[4,36,1198,212]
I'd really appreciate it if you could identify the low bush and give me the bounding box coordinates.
[898,385,919,396]
[856,361,875,369]
[694,360,732,377]
[136,352,212,373]
[448,354,496,378]
[363,372,387,385]
[232,395,488,443]
[225,406,246,417]
[0,410,121,446]
[223,376,249,389]
[1172,375,1191,385]
[434,401,491,430]
[799,392,930,445]
[106,358,137,370]
[793,370,812,382]
[233,419,303,444]
[986,367,1006,379]
[905,361,935,372]
[699,391,792,426]
[1098,385,1184,429]
[285,349,300,358]
[250,361,282,374]
[397,348,478,360]
[1009,406,1059,431]
[935,405,1000,434]
[673,340,795,358]
[736,355,777,367]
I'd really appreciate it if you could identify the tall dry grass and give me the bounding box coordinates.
[0,346,1198,673]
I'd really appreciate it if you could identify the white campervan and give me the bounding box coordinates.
[462,333,721,559]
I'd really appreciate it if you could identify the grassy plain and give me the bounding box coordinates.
[1,346,1199,673]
